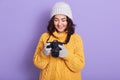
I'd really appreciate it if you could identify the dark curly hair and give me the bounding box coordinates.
[47,16,75,44]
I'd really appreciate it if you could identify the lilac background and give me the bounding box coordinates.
[0,0,120,80]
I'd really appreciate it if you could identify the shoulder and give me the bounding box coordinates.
[71,33,82,40]
[41,32,49,36]
[71,33,83,46]
[40,32,50,38]
[39,32,50,41]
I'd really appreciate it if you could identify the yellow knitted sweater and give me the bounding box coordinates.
[33,31,85,80]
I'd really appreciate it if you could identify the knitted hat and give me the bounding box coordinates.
[51,2,73,20]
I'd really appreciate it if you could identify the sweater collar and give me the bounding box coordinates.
[53,31,67,39]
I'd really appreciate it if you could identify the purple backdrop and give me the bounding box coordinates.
[0,0,120,80]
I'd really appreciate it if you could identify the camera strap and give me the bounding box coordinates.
[46,35,51,43]
[46,32,72,44]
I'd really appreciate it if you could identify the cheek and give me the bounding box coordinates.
[54,22,58,26]
[54,24,58,28]
[64,22,68,27]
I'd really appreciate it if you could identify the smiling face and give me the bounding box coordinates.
[53,14,68,33]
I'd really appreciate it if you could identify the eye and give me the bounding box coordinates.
[62,19,67,22]
[54,19,59,22]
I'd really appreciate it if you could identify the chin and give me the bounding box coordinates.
[58,30,64,32]
[56,29,65,33]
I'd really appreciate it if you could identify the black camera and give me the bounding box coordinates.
[46,40,63,57]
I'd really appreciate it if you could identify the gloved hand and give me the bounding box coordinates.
[43,43,51,56]
[58,44,68,58]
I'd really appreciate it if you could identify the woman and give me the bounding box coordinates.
[33,2,85,80]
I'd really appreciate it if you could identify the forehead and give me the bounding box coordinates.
[54,14,67,19]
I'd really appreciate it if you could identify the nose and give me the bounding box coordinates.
[58,21,62,26]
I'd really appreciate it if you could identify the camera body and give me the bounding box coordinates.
[46,40,63,57]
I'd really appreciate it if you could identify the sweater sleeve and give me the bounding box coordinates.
[63,34,85,73]
[33,34,50,70]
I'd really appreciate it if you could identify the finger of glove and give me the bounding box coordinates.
[45,47,52,51]
[58,44,64,49]
[44,49,51,55]
[43,47,51,55]
[45,43,50,47]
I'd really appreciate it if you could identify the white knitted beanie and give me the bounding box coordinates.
[51,2,73,20]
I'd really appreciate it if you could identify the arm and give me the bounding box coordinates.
[63,34,85,72]
[33,35,50,70]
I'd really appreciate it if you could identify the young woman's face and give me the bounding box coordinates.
[54,14,68,33]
